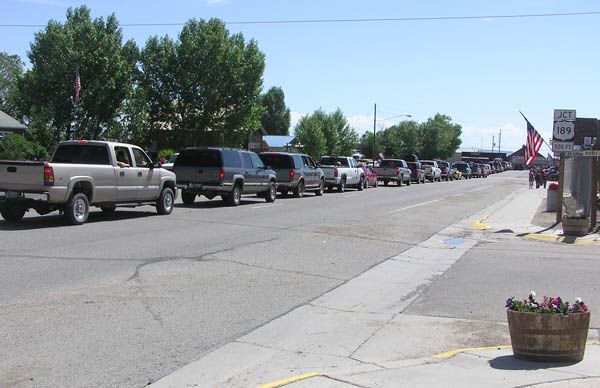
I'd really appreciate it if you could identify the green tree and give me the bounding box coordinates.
[419,114,462,159]
[0,52,24,116]
[358,131,384,159]
[259,86,290,135]
[0,133,49,161]
[19,6,137,143]
[328,108,358,156]
[294,114,326,160]
[381,120,421,158]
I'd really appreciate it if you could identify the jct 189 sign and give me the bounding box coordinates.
[553,121,575,141]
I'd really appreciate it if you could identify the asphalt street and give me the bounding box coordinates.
[1,171,533,388]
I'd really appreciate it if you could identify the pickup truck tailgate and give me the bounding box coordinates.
[374,167,398,177]
[0,160,46,192]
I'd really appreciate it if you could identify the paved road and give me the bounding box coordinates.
[0,172,525,388]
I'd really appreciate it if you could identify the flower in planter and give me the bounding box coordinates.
[506,291,589,315]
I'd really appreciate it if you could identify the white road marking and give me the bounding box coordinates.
[252,204,281,209]
[388,199,440,214]
[469,186,491,193]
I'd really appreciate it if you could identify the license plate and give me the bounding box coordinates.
[5,191,23,199]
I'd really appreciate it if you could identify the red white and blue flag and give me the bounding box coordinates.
[523,117,543,167]
[74,70,81,102]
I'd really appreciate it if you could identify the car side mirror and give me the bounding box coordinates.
[151,160,161,169]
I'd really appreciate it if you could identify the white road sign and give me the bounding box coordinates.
[553,121,575,141]
[552,141,574,153]
[582,150,600,157]
[553,109,576,121]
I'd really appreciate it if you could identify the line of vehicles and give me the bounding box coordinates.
[0,140,510,225]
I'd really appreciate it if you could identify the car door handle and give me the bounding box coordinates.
[120,171,125,177]
[138,172,142,177]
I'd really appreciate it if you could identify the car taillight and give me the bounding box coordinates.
[289,170,295,180]
[334,168,338,177]
[395,167,401,175]
[219,167,225,183]
[44,165,54,186]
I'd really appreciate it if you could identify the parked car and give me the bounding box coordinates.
[454,162,472,179]
[421,160,442,182]
[319,156,364,192]
[359,164,378,188]
[173,147,277,206]
[259,152,325,197]
[407,161,425,184]
[481,164,491,177]
[437,161,456,181]
[452,169,462,180]
[161,152,179,171]
[373,159,412,186]
[0,140,177,225]
[469,162,482,178]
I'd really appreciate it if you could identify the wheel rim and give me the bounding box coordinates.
[164,192,173,211]
[319,181,324,193]
[234,188,241,203]
[73,198,87,222]
[299,182,304,196]
[270,184,276,199]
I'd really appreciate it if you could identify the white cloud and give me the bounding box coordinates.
[460,122,552,153]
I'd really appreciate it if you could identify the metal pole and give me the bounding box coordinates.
[492,135,495,153]
[499,128,502,154]
[373,103,377,159]
[557,154,566,223]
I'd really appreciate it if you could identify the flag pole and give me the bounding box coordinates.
[519,111,552,150]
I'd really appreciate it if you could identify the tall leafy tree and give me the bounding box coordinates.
[0,52,24,116]
[358,131,384,159]
[419,114,462,159]
[259,86,290,135]
[19,6,137,142]
[328,108,358,156]
[381,120,421,158]
[294,114,326,160]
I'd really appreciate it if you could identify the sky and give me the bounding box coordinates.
[2,0,599,153]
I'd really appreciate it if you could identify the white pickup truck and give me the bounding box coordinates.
[318,156,364,192]
[0,140,177,225]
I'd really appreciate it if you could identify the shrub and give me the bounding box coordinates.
[0,133,49,161]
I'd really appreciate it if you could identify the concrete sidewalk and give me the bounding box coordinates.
[150,186,600,388]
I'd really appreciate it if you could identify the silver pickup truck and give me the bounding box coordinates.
[0,140,177,225]
[319,156,364,192]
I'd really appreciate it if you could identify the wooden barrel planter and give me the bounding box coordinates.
[507,310,590,362]
[561,216,589,236]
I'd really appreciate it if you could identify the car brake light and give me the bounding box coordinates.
[78,140,89,144]
[219,167,225,182]
[334,167,338,177]
[395,167,401,175]
[44,165,54,186]
[289,170,295,180]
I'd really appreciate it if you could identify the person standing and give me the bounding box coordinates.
[528,168,534,189]
[534,168,542,189]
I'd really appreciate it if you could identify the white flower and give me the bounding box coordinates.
[530,291,536,298]
[576,297,583,304]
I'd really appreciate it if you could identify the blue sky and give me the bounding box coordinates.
[2,0,599,152]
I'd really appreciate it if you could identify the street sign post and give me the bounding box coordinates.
[553,109,575,223]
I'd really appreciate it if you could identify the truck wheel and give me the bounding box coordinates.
[398,177,402,187]
[0,207,26,223]
[406,176,411,186]
[226,184,242,206]
[357,177,363,191]
[315,179,324,196]
[374,179,378,188]
[156,187,175,215]
[383,180,389,186]
[65,193,89,225]
[264,181,277,203]
[182,191,196,204]
[293,180,305,198]
[337,178,346,192]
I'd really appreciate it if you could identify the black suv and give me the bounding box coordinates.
[173,147,277,206]
[259,152,325,197]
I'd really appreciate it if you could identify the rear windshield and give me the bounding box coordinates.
[455,164,468,170]
[407,162,418,168]
[52,144,110,165]
[259,154,294,169]
[438,162,449,167]
[379,160,402,168]
[421,161,434,166]
[175,149,222,167]
[320,157,349,167]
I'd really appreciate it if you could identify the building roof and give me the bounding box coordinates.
[0,110,27,130]
[262,135,295,148]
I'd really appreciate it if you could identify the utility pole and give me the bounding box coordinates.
[373,103,377,160]
[492,135,495,153]
[499,128,502,154]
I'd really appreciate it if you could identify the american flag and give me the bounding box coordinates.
[74,70,81,102]
[524,119,543,167]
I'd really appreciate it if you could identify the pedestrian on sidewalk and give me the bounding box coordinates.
[540,167,547,189]
[528,168,534,189]
[535,168,542,189]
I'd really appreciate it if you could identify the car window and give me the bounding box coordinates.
[292,155,303,169]
[421,161,433,166]
[241,153,253,169]
[114,146,133,167]
[306,156,316,168]
[52,144,110,165]
[132,148,151,168]
[301,156,311,168]
[250,153,265,169]
[259,154,293,169]
[222,149,241,168]
[176,149,222,167]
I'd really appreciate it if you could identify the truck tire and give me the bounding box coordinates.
[293,180,305,198]
[406,176,411,186]
[156,187,175,215]
[337,178,346,192]
[182,191,196,204]
[357,177,364,191]
[398,177,402,187]
[383,180,389,186]
[264,181,277,203]
[315,179,324,196]
[65,193,90,225]
[226,184,242,206]
[0,207,26,223]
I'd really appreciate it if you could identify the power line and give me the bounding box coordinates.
[1,10,599,28]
